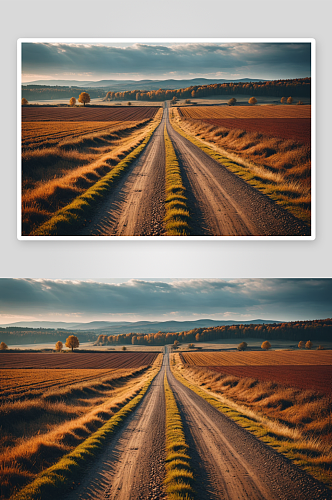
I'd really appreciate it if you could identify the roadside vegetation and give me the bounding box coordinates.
[171,353,332,489]
[30,110,162,236]
[164,374,195,499]
[0,356,162,499]
[164,126,191,235]
[170,107,311,225]
[22,109,162,235]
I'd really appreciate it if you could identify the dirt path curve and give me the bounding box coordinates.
[167,359,331,500]
[78,108,167,236]
[64,354,167,500]
[166,104,310,236]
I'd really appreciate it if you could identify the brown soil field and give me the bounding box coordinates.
[201,118,311,144]
[0,352,158,369]
[179,105,311,119]
[180,350,332,366]
[207,365,332,395]
[22,106,159,122]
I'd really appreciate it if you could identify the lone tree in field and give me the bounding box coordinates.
[248,97,257,105]
[298,340,305,349]
[55,341,63,352]
[237,341,248,351]
[261,341,271,350]
[228,98,237,106]
[0,342,8,350]
[280,97,286,104]
[305,340,313,349]
[287,96,293,104]
[69,97,76,107]
[65,335,79,352]
[78,92,90,106]
[22,98,28,105]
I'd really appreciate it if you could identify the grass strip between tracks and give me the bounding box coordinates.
[32,116,162,236]
[164,374,196,500]
[11,367,161,500]
[164,126,191,236]
[169,113,310,227]
[170,358,332,491]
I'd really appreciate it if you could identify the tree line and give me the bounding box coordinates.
[22,86,106,101]
[96,318,332,346]
[105,78,310,102]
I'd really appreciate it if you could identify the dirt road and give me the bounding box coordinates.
[166,106,310,236]
[65,353,167,500]
[78,108,167,236]
[64,349,330,500]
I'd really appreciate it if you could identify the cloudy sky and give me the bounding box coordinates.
[21,41,311,83]
[0,278,330,324]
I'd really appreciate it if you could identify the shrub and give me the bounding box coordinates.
[55,341,63,352]
[122,346,127,351]
[261,341,271,350]
[188,343,195,349]
[185,99,191,104]
[237,341,248,351]
[317,345,325,350]
[297,100,304,105]
[127,102,131,106]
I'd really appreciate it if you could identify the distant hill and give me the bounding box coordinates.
[1,318,279,335]
[22,77,266,91]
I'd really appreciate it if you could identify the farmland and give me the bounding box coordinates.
[21,106,162,235]
[173,104,312,224]
[0,351,158,369]
[0,352,161,499]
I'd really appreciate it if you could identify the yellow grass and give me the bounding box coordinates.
[0,356,162,499]
[171,108,311,224]
[22,110,162,235]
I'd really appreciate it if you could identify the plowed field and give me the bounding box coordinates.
[0,352,158,369]
[179,105,311,119]
[207,365,332,395]
[200,118,311,144]
[22,106,159,122]
[181,350,332,366]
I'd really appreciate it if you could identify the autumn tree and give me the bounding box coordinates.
[261,341,271,350]
[65,335,79,352]
[22,98,28,105]
[287,96,293,104]
[228,98,237,106]
[78,92,90,106]
[188,343,195,349]
[298,340,305,349]
[248,97,257,105]
[280,97,286,104]
[173,340,180,348]
[237,341,248,351]
[305,340,313,349]
[69,97,76,107]
[0,342,8,350]
[55,341,63,352]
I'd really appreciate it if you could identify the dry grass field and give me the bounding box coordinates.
[21,107,162,235]
[177,351,332,448]
[173,105,311,223]
[0,353,161,498]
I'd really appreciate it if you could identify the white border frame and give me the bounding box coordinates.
[17,38,316,241]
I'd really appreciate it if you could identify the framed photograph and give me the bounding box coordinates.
[18,38,315,239]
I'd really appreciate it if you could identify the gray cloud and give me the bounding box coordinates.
[22,42,311,80]
[0,279,330,321]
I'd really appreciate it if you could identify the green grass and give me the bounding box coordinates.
[164,126,191,236]
[164,374,196,500]
[11,369,160,500]
[31,118,162,236]
[170,117,311,226]
[171,362,332,491]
